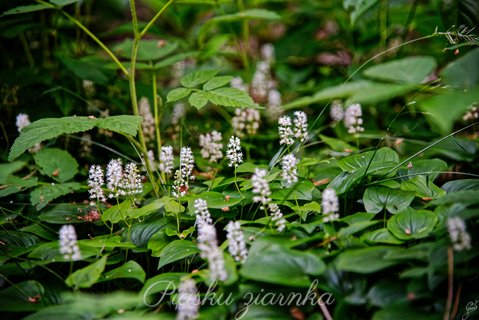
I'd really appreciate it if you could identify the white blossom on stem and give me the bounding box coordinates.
[123,162,143,196]
[159,145,174,174]
[252,168,271,209]
[330,101,344,122]
[278,115,294,145]
[268,203,286,233]
[226,221,248,263]
[106,159,124,198]
[199,130,223,163]
[88,164,105,202]
[281,153,298,187]
[59,225,81,261]
[172,147,195,197]
[226,136,243,168]
[176,278,200,320]
[447,217,471,251]
[16,113,31,132]
[232,108,260,138]
[322,188,339,222]
[344,103,364,134]
[293,111,308,143]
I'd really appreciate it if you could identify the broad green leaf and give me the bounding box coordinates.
[0,281,44,312]
[166,88,192,103]
[338,147,399,172]
[363,56,437,84]
[341,212,376,225]
[442,179,479,192]
[100,260,146,283]
[28,241,100,262]
[397,158,448,182]
[441,47,479,89]
[164,200,185,214]
[1,5,50,16]
[208,87,260,109]
[113,39,178,61]
[362,228,404,245]
[33,148,78,183]
[157,240,200,269]
[180,69,218,88]
[102,199,132,224]
[387,208,437,240]
[240,238,325,287]
[338,220,380,237]
[66,256,107,289]
[148,229,171,257]
[189,191,243,209]
[336,246,400,273]
[430,189,479,207]
[203,76,233,90]
[58,56,109,84]
[141,273,186,306]
[344,0,379,25]
[0,177,38,198]
[9,115,142,161]
[372,303,442,320]
[0,161,26,184]
[129,197,169,219]
[154,51,199,69]
[418,88,479,135]
[367,281,407,308]
[401,176,445,199]
[30,182,81,210]
[96,115,142,136]
[271,180,315,201]
[38,203,89,224]
[320,134,356,152]
[189,91,210,110]
[363,186,415,214]
[79,235,136,249]
[130,218,172,247]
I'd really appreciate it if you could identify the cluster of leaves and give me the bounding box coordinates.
[1,1,478,320]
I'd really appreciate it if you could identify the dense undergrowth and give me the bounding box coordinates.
[1,1,479,319]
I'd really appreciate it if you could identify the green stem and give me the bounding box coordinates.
[19,32,35,67]
[139,0,175,39]
[152,71,163,156]
[237,0,250,70]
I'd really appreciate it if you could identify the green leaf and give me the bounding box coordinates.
[208,87,260,109]
[363,56,437,84]
[189,91,210,110]
[397,158,448,182]
[28,241,100,262]
[129,197,169,219]
[33,148,78,183]
[372,303,442,320]
[141,273,186,306]
[113,39,178,61]
[164,200,185,214]
[180,69,218,88]
[441,47,479,89]
[363,186,416,214]
[271,180,315,201]
[0,281,44,312]
[9,115,142,161]
[100,260,146,283]
[203,76,233,90]
[130,218,172,247]
[38,203,89,224]
[442,179,479,192]
[240,238,325,287]
[30,182,81,210]
[0,177,38,198]
[344,0,379,25]
[158,240,200,269]
[154,51,199,69]
[58,56,109,84]
[166,88,192,103]
[430,189,479,207]
[418,88,479,135]
[189,191,243,209]
[65,256,107,289]
[401,176,445,199]
[0,161,26,184]
[339,147,399,172]
[336,246,400,273]
[362,228,404,245]
[96,115,142,136]
[102,199,132,224]
[338,220,380,237]
[1,5,50,16]
[387,208,437,240]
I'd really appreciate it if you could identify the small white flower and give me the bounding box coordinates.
[281,154,298,187]
[106,159,124,198]
[268,203,286,233]
[16,113,31,132]
[330,101,344,122]
[293,111,308,143]
[463,105,479,122]
[139,97,155,142]
[172,147,195,197]
[226,221,248,263]
[82,80,95,97]
[232,108,260,138]
[344,103,364,134]
[322,188,339,222]
[123,162,143,196]
[267,89,282,120]
[252,168,271,209]
[159,145,174,174]
[194,198,212,228]
[231,77,248,92]
[260,43,275,64]
[447,217,471,251]
[199,130,223,163]
[176,278,200,320]
[172,103,186,126]
[59,225,81,261]
[226,136,243,168]
[251,61,271,101]
[88,165,105,202]
[278,115,294,145]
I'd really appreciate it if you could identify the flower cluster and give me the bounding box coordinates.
[172,147,195,197]
[281,153,298,187]
[463,104,479,122]
[447,217,472,251]
[159,145,174,174]
[16,113,30,132]
[139,97,155,142]
[59,225,81,261]
[232,108,260,138]
[199,130,223,163]
[279,111,308,145]
[176,278,200,320]
[226,136,243,168]
[269,203,286,233]
[322,188,339,222]
[344,103,364,134]
[194,199,227,282]
[226,221,248,263]
[88,159,143,200]
[330,100,344,122]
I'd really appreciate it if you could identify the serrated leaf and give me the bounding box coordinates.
[208,87,260,109]
[166,88,192,103]
[158,240,200,269]
[189,91,210,110]
[0,161,26,184]
[180,69,218,88]
[30,182,81,210]
[100,260,145,283]
[203,76,233,90]
[9,115,142,161]
[387,208,437,240]
[66,256,107,289]
[33,148,78,183]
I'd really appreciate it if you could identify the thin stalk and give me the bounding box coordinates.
[444,246,454,320]
[139,0,175,39]
[19,32,35,67]
[152,71,163,157]
[36,0,128,76]
[237,0,250,70]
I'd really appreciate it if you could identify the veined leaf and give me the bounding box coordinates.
[30,182,81,210]
[208,87,260,109]
[387,208,437,240]
[33,148,78,183]
[99,260,146,283]
[157,240,200,269]
[65,256,108,289]
[166,88,192,103]
[363,56,437,84]
[363,186,416,214]
[180,69,218,88]
[189,91,210,110]
[203,76,233,90]
[339,147,399,172]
